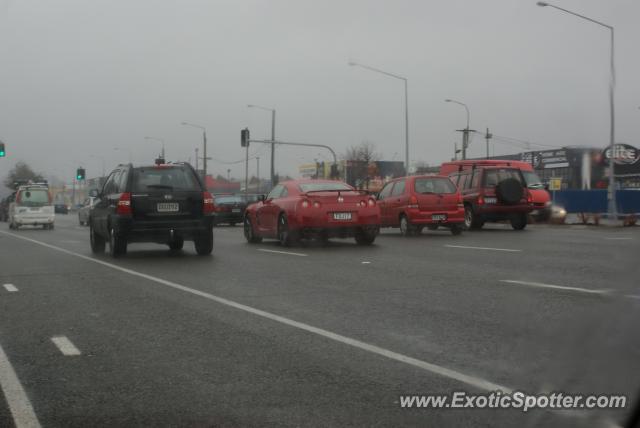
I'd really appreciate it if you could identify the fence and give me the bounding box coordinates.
[551,190,640,214]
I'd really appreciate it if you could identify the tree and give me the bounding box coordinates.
[343,141,381,189]
[4,162,44,189]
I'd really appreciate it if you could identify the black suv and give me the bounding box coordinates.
[89,162,215,257]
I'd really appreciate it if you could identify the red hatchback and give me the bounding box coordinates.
[377,175,465,236]
[243,179,380,246]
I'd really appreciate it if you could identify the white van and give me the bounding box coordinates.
[9,185,55,230]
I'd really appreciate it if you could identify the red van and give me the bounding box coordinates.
[441,160,551,221]
[377,175,465,236]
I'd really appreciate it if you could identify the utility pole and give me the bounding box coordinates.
[256,156,260,193]
[195,148,199,171]
[270,110,276,187]
[454,142,458,161]
[202,130,208,180]
[485,128,493,159]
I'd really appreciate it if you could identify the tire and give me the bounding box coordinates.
[426,224,439,231]
[450,224,463,235]
[90,223,105,253]
[243,216,262,243]
[277,214,296,247]
[463,205,484,230]
[168,237,184,250]
[399,215,415,237]
[355,228,377,245]
[109,227,127,258]
[496,178,524,205]
[194,228,214,255]
[510,213,528,230]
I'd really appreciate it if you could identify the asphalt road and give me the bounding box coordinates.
[1,214,638,427]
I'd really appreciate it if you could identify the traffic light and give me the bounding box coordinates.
[241,128,250,147]
[0,142,5,157]
[76,168,85,180]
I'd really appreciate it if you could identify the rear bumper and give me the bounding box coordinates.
[294,211,380,229]
[475,203,533,220]
[405,208,465,225]
[297,225,379,239]
[14,214,55,225]
[113,216,214,243]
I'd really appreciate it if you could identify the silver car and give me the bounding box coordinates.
[77,196,96,226]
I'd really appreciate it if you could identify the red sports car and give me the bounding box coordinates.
[243,179,380,246]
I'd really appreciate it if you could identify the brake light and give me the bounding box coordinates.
[477,195,484,205]
[313,201,321,208]
[368,198,376,207]
[116,192,132,216]
[527,191,533,204]
[301,200,310,208]
[203,191,215,214]
[408,195,418,209]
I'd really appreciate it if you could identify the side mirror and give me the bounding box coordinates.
[258,194,266,202]
[89,189,99,198]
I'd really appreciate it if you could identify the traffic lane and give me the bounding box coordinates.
[5,226,638,411]
[0,231,528,427]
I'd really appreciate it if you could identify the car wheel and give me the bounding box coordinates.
[109,227,127,258]
[168,237,184,250]
[355,228,377,245]
[243,216,262,243]
[90,223,105,253]
[450,224,463,235]
[194,228,214,255]
[464,205,483,230]
[510,213,528,230]
[399,215,415,237]
[277,214,295,247]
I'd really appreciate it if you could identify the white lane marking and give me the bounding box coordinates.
[605,237,632,240]
[0,230,509,393]
[257,248,308,257]
[625,294,640,300]
[59,240,81,244]
[50,336,81,356]
[500,280,610,295]
[3,284,18,292]
[361,261,371,264]
[445,245,522,253]
[0,341,42,428]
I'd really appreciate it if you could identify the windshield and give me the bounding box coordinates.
[17,189,50,207]
[522,170,544,189]
[483,168,523,187]
[298,182,353,192]
[132,167,199,192]
[414,178,456,194]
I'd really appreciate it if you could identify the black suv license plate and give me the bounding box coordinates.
[157,202,179,213]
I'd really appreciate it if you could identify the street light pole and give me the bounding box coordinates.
[445,99,472,160]
[349,61,409,174]
[537,1,617,222]
[181,122,208,179]
[247,105,276,187]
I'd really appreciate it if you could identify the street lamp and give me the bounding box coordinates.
[181,122,208,179]
[247,104,276,187]
[349,61,409,173]
[445,99,472,160]
[144,136,165,159]
[537,1,617,223]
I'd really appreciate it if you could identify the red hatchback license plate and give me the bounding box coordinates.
[333,212,352,221]
[431,214,447,221]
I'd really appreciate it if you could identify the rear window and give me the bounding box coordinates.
[132,167,200,192]
[216,196,243,204]
[18,188,50,206]
[414,178,456,194]
[483,169,523,187]
[298,182,353,192]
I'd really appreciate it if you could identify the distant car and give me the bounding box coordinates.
[54,202,69,214]
[243,179,380,246]
[9,185,55,230]
[0,192,16,222]
[89,162,215,257]
[212,195,246,226]
[77,197,96,226]
[439,162,534,230]
[377,175,465,236]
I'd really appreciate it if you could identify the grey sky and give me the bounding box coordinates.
[0,0,638,186]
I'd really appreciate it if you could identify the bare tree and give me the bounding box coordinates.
[343,141,381,189]
[343,141,381,163]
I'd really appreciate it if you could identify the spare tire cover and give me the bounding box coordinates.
[496,178,523,204]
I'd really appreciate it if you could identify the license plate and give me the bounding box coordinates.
[333,212,352,221]
[30,208,41,212]
[232,208,241,213]
[157,202,179,212]
[431,214,447,221]
[484,197,497,204]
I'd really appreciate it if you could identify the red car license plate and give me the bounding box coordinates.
[431,214,447,221]
[333,212,352,221]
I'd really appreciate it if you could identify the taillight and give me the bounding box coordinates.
[408,195,418,209]
[301,200,310,208]
[313,201,321,208]
[203,192,215,214]
[16,192,21,204]
[457,193,464,208]
[527,191,533,204]
[477,195,484,205]
[116,192,132,216]
[368,198,376,207]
